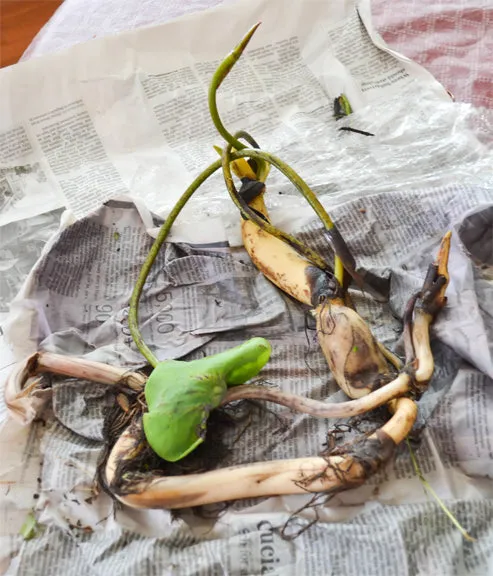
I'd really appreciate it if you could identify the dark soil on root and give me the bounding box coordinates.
[95,387,274,507]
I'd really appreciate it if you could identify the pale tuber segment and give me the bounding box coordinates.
[105,396,416,509]
[315,299,394,399]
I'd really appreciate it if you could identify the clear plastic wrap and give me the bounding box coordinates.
[166,81,493,246]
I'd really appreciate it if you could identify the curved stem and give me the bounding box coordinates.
[221,372,411,418]
[232,130,270,181]
[221,143,332,271]
[128,145,330,367]
[208,24,360,284]
[128,149,281,367]
[226,147,363,287]
[208,22,261,151]
[128,159,222,367]
[410,231,452,385]
[210,22,339,234]
[377,342,404,371]
[235,148,336,230]
[106,420,348,508]
[381,397,417,445]
[233,130,260,149]
[209,25,367,291]
[128,144,369,367]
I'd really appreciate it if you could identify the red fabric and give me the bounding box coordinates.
[372,0,493,108]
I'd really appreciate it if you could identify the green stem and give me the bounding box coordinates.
[222,146,366,283]
[208,24,268,178]
[231,130,271,181]
[406,438,475,542]
[334,256,345,286]
[209,22,334,230]
[233,148,335,228]
[221,144,332,271]
[129,147,296,367]
[128,159,223,367]
[232,148,367,289]
[129,146,357,365]
[208,25,360,284]
[208,25,366,291]
[208,22,261,152]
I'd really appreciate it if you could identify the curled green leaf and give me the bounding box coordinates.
[143,337,271,462]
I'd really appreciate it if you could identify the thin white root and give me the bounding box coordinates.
[222,372,411,418]
[105,397,417,509]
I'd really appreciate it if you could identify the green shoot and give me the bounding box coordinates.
[406,438,475,542]
[128,159,223,366]
[208,22,261,152]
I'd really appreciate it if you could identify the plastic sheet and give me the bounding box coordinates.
[165,82,493,246]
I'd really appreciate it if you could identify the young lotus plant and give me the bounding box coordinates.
[4,23,458,533]
[103,25,452,509]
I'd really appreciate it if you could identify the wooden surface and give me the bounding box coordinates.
[0,0,64,68]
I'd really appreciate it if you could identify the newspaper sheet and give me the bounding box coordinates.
[0,0,448,231]
[3,188,493,575]
[1,0,493,573]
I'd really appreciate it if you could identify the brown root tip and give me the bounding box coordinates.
[435,231,451,299]
[416,232,452,317]
[436,233,451,308]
